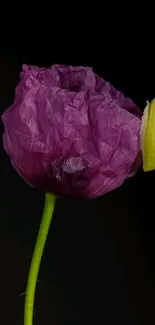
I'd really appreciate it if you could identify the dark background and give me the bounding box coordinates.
[1,37,155,324]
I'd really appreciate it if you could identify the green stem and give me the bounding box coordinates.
[24,193,56,325]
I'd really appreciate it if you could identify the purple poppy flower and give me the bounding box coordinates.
[2,64,142,198]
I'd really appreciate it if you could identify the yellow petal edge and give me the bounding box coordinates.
[142,99,155,171]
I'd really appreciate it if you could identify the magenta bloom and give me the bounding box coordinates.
[2,64,142,198]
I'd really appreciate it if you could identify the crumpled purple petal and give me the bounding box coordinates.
[2,64,142,198]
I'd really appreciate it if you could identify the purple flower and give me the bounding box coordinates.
[2,64,142,198]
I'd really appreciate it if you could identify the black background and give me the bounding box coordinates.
[1,26,155,324]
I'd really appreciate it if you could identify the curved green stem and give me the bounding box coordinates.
[24,193,56,325]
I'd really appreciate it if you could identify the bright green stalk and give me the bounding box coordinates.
[24,193,56,325]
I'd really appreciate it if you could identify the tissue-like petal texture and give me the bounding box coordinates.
[2,64,142,198]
